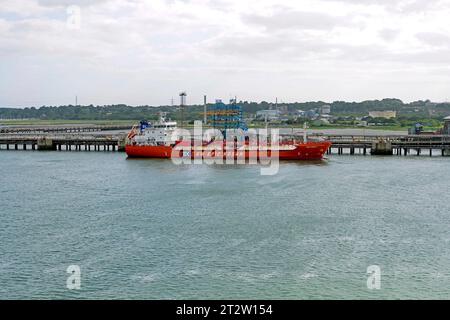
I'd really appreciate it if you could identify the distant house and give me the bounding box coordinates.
[278,105,289,113]
[368,111,397,119]
[305,109,319,120]
[320,105,331,115]
[256,109,281,121]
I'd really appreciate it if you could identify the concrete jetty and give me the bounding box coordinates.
[0,124,131,134]
[2,130,450,156]
[315,134,450,156]
[0,134,127,152]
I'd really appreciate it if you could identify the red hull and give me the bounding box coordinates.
[126,141,331,161]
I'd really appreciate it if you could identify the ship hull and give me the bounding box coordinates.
[126,141,331,161]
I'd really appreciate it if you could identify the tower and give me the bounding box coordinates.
[179,92,187,128]
[206,99,247,138]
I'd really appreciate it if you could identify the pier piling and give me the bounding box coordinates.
[371,140,393,155]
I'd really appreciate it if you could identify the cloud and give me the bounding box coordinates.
[378,28,399,41]
[416,32,450,47]
[322,0,443,13]
[1,0,450,106]
[242,9,350,31]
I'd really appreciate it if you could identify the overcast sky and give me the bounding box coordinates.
[1,0,450,107]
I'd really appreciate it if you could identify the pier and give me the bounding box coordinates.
[0,134,127,152]
[314,134,450,156]
[0,124,131,134]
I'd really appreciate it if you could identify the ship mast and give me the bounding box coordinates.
[303,122,308,143]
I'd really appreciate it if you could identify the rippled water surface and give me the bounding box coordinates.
[1,151,450,299]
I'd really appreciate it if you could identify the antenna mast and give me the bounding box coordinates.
[203,95,207,125]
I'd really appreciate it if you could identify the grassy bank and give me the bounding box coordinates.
[0,119,440,133]
[247,124,409,131]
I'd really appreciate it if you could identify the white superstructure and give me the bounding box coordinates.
[131,114,178,146]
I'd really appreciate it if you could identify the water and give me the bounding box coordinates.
[1,151,450,299]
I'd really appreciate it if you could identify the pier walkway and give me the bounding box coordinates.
[310,134,450,156]
[0,133,127,151]
[0,124,131,134]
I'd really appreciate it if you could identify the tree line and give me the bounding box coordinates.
[1,99,449,120]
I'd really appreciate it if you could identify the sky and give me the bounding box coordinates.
[1,0,450,107]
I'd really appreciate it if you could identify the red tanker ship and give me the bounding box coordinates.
[125,115,331,161]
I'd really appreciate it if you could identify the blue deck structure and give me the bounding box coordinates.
[207,100,248,137]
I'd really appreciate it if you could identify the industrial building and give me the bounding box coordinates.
[368,111,397,119]
[256,109,281,121]
[443,116,450,135]
[320,105,331,115]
